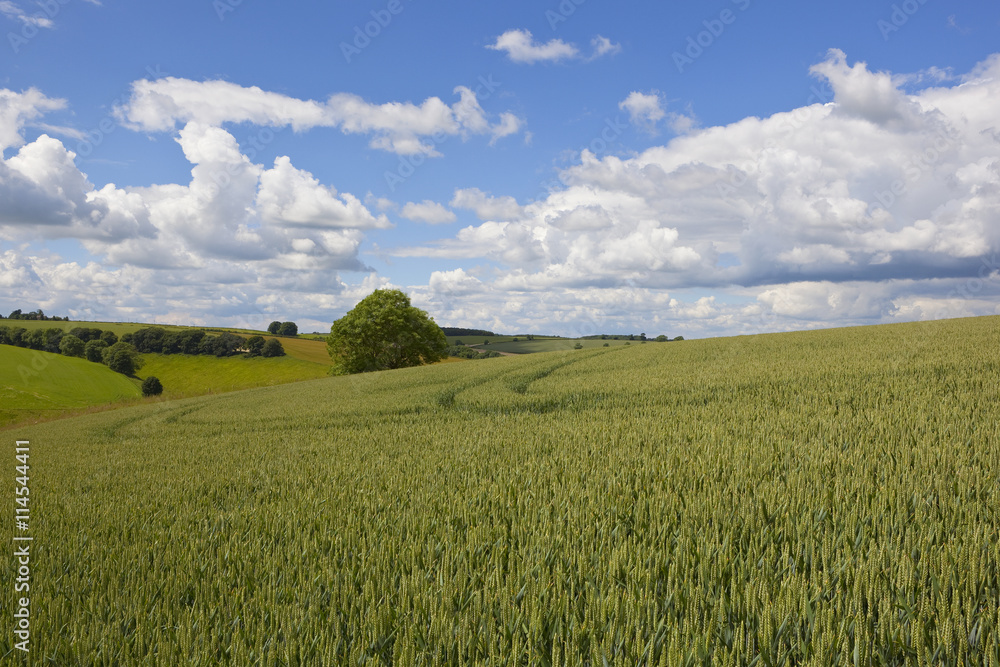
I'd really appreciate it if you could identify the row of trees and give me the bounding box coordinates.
[0,325,146,376]
[581,333,682,342]
[267,321,299,336]
[0,326,114,355]
[440,327,496,337]
[123,327,285,358]
[3,308,69,321]
[447,345,502,360]
[0,325,286,377]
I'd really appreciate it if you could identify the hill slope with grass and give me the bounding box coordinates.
[2,315,999,662]
[137,352,330,398]
[0,345,141,427]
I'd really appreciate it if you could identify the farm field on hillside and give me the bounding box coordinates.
[0,338,332,428]
[0,345,141,427]
[137,353,330,398]
[275,336,333,365]
[3,316,999,664]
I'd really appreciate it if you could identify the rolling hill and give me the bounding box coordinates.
[2,315,998,662]
[0,345,141,427]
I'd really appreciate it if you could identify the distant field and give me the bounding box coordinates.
[0,319,275,337]
[0,319,185,336]
[0,345,141,427]
[137,353,329,398]
[273,336,332,365]
[4,315,999,663]
[446,334,563,346]
[479,337,641,353]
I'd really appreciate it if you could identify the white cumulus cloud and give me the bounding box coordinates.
[116,78,523,156]
[487,29,620,64]
[401,200,456,224]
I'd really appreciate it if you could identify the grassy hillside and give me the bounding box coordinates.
[137,353,330,398]
[0,345,141,427]
[274,335,332,365]
[2,316,999,663]
[0,333,333,427]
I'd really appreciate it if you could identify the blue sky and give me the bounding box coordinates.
[1,0,999,336]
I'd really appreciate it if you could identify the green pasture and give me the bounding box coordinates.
[136,353,329,399]
[0,345,141,427]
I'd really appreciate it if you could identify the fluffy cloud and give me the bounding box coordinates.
[619,91,697,135]
[428,268,482,296]
[619,92,664,132]
[116,78,523,155]
[401,200,456,224]
[450,187,523,221]
[487,29,578,64]
[393,51,1000,333]
[591,36,622,59]
[0,88,66,152]
[0,132,155,243]
[487,29,620,64]
[257,156,390,230]
[0,112,388,308]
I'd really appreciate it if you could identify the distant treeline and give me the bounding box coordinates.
[2,308,69,322]
[580,334,682,342]
[446,345,502,360]
[124,327,285,358]
[0,325,285,360]
[441,327,497,337]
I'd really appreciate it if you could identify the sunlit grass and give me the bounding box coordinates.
[0,345,141,427]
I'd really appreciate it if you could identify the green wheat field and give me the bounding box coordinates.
[2,316,999,665]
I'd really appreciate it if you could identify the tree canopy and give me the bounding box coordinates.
[102,342,144,376]
[327,289,447,374]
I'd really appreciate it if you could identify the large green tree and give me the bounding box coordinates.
[327,289,447,374]
[101,342,144,376]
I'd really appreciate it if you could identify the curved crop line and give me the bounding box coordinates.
[435,348,617,410]
[507,348,615,395]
